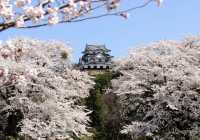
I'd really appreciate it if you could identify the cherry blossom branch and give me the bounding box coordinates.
[18,0,153,29]
[71,0,154,22]
[0,0,162,32]
[0,0,104,32]
[19,2,108,29]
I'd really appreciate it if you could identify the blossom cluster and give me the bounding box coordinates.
[110,36,200,140]
[0,38,94,140]
[0,0,164,28]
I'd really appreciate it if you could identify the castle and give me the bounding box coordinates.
[79,44,113,71]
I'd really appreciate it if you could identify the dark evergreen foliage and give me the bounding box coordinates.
[85,72,127,140]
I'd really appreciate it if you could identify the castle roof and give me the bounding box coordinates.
[82,44,110,53]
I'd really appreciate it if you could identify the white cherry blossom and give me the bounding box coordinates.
[110,36,200,140]
[0,37,94,140]
[0,0,164,32]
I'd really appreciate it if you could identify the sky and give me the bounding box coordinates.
[1,0,200,62]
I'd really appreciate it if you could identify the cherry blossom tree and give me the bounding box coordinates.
[109,36,200,140]
[0,37,94,140]
[0,0,163,32]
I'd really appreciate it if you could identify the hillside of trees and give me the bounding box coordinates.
[0,38,94,140]
[109,36,200,140]
[1,36,200,140]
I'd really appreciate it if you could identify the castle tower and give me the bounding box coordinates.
[79,44,113,70]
